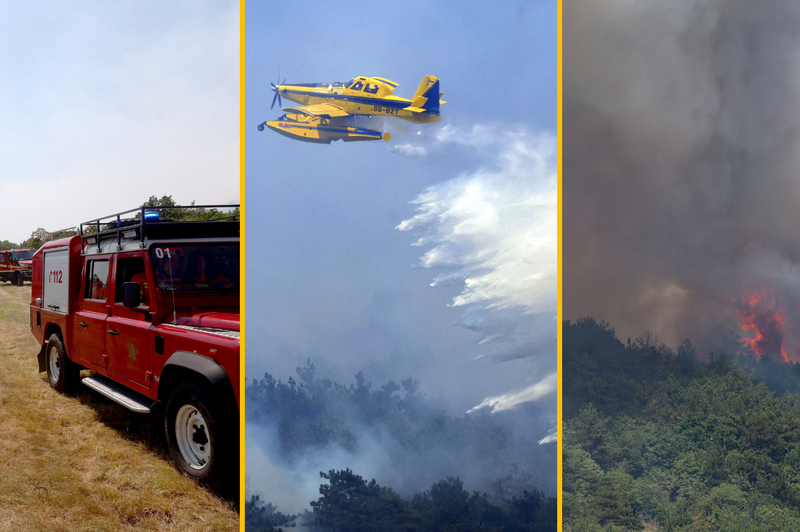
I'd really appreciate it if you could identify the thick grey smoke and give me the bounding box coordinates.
[564,0,800,358]
[245,399,556,512]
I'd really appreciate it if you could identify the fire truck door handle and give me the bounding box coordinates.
[107,330,119,336]
[78,322,88,327]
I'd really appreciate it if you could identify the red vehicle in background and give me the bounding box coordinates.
[0,248,34,285]
[29,206,240,491]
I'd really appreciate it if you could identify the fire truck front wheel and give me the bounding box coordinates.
[45,333,79,392]
[15,272,23,286]
[165,381,231,490]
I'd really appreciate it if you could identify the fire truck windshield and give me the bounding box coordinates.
[150,244,239,291]
[12,250,33,261]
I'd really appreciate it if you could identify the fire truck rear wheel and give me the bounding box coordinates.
[165,381,230,490]
[45,333,78,392]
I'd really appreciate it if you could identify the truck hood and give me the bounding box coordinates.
[174,311,240,331]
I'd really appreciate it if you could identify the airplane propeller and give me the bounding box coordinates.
[270,74,286,110]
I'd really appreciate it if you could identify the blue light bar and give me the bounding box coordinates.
[144,211,159,222]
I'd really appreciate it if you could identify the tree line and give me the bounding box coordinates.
[245,469,555,532]
[1,195,238,250]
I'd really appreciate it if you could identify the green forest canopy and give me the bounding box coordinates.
[564,317,800,532]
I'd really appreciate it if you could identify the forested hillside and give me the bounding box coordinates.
[564,318,800,531]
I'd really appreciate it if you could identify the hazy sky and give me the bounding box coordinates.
[245,0,557,425]
[0,2,239,244]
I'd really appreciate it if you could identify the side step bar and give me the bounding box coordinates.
[82,375,156,414]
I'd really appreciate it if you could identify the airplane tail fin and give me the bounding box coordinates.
[409,75,442,113]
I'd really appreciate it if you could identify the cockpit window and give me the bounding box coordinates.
[350,81,364,92]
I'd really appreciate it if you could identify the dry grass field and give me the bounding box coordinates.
[0,284,240,532]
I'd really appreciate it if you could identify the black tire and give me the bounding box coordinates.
[45,332,79,392]
[165,381,234,491]
[15,272,23,286]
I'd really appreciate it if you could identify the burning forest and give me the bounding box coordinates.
[563,0,800,529]
[731,289,788,362]
[564,0,800,362]
[244,128,557,530]
[244,363,556,531]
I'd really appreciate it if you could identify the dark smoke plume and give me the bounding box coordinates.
[564,0,800,359]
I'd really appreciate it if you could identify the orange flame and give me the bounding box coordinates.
[731,289,788,362]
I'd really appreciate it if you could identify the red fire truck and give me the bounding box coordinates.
[29,206,239,491]
[0,248,34,285]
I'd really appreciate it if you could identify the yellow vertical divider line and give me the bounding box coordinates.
[239,0,246,529]
[557,0,563,529]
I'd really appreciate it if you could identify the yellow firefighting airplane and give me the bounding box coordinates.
[257,75,445,144]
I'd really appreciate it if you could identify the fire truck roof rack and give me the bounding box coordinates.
[79,205,239,255]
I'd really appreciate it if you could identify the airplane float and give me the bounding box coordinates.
[257,75,445,144]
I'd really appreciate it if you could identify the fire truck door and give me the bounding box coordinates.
[105,316,151,387]
[105,256,154,387]
[73,310,108,369]
[73,258,109,369]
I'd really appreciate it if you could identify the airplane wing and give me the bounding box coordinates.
[282,103,350,118]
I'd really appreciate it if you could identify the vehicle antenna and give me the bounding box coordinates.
[167,249,178,324]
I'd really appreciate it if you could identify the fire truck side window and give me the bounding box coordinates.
[0,253,6,265]
[85,260,110,301]
[114,257,150,306]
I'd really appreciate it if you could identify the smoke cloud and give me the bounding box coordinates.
[398,126,556,353]
[246,125,558,513]
[398,125,557,411]
[564,0,800,359]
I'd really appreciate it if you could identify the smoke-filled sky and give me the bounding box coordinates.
[0,2,239,243]
[564,0,800,360]
[245,0,557,508]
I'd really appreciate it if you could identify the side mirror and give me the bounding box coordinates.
[122,282,141,308]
